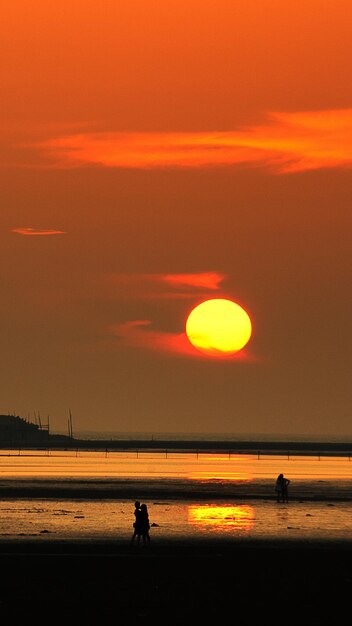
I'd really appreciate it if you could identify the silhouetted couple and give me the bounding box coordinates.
[131,500,151,545]
[275,473,290,503]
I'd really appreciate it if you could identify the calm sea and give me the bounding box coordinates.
[1,448,352,543]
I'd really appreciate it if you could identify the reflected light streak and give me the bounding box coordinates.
[188,455,252,482]
[188,471,250,481]
[188,504,254,531]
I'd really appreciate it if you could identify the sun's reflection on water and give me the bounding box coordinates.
[187,455,252,482]
[188,472,251,482]
[188,504,254,532]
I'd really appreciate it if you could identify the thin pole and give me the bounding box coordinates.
[69,409,73,439]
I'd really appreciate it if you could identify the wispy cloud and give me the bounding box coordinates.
[111,320,195,356]
[36,109,352,173]
[108,271,227,299]
[162,272,224,290]
[11,227,66,236]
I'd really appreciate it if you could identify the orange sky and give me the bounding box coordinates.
[1,1,351,437]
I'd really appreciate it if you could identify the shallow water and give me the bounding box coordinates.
[1,449,352,481]
[1,449,352,499]
[1,450,352,543]
[1,498,352,543]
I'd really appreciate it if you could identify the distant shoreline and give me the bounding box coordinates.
[2,417,352,455]
[2,438,352,456]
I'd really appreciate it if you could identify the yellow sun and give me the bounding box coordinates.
[185,298,252,356]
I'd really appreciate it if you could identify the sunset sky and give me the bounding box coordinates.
[1,0,351,437]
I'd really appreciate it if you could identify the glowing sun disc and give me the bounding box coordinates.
[185,298,252,355]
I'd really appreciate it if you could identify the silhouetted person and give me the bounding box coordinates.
[282,475,290,502]
[131,500,142,544]
[140,503,151,545]
[275,474,283,502]
[275,473,290,503]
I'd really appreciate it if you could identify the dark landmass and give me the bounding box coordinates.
[0,537,351,624]
[0,414,72,447]
[1,415,352,456]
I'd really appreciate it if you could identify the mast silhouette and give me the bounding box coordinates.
[68,409,74,439]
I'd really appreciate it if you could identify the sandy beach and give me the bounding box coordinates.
[1,536,351,624]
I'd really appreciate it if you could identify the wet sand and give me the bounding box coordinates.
[0,537,351,624]
[2,476,352,501]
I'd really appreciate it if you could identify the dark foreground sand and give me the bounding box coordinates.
[1,537,351,625]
